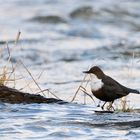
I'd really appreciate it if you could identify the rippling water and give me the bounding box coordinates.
[1,103,140,140]
[0,0,140,139]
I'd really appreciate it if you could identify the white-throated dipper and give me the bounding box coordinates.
[83,66,140,110]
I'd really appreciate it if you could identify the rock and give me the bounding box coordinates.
[70,6,95,19]
[0,85,67,104]
[31,15,67,24]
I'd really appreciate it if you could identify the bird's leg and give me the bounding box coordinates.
[111,105,115,111]
[107,102,112,111]
[97,100,101,107]
[101,102,107,110]
[107,101,115,111]
[111,101,115,111]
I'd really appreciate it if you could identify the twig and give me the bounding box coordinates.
[18,70,45,91]
[35,89,51,94]
[37,69,45,80]
[84,91,86,104]
[2,77,23,81]
[4,61,20,85]
[20,61,60,99]
[35,89,60,99]
[83,78,90,104]
[0,31,21,86]
[19,70,46,92]
[6,42,11,63]
[70,74,87,102]
[80,87,96,104]
[20,61,47,97]
[18,72,35,93]
[15,31,21,46]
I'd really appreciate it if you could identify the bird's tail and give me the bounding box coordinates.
[128,88,140,94]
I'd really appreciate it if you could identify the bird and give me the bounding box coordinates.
[83,66,140,110]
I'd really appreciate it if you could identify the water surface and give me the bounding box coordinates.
[0,0,140,139]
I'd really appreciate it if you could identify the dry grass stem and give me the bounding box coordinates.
[35,89,60,99]
[19,71,35,93]
[80,86,96,104]
[4,61,20,85]
[6,42,11,63]
[71,73,95,105]
[20,70,45,90]
[0,67,7,85]
[35,89,51,94]
[20,61,46,97]
[0,38,16,86]
[0,32,61,102]
[37,70,45,80]
[20,61,60,99]
[18,75,35,93]
[115,98,133,112]
[83,78,90,104]
[15,31,21,46]
[70,74,87,102]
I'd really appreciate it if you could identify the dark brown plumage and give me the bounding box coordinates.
[83,66,139,110]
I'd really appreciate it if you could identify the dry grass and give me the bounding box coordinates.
[106,51,136,112]
[70,74,87,102]
[117,51,135,112]
[19,60,60,99]
[0,32,138,111]
[115,98,133,112]
[0,31,60,100]
[70,74,96,105]
[0,31,21,86]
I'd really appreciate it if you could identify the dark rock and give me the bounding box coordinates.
[31,15,67,24]
[70,6,95,19]
[0,85,67,104]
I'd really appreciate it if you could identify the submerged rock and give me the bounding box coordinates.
[0,85,66,104]
[70,6,95,19]
[30,15,67,24]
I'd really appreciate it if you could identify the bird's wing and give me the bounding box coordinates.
[102,76,128,98]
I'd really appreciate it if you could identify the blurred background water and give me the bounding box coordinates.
[0,0,140,139]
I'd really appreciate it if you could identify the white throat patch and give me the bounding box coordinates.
[90,74,104,91]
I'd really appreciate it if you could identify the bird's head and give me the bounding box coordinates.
[83,66,105,79]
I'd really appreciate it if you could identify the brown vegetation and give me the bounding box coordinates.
[0,31,66,104]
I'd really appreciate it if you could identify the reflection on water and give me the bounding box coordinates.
[0,0,140,139]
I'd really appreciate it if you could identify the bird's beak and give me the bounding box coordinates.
[83,71,90,74]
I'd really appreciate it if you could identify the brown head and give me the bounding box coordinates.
[83,66,105,79]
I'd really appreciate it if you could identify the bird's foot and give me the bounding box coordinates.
[101,106,105,110]
[101,102,107,110]
[107,105,115,111]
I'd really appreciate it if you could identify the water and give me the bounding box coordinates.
[0,0,140,139]
[1,103,140,140]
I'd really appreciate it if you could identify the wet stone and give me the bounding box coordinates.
[70,6,95,20]
[30,15,67,24]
